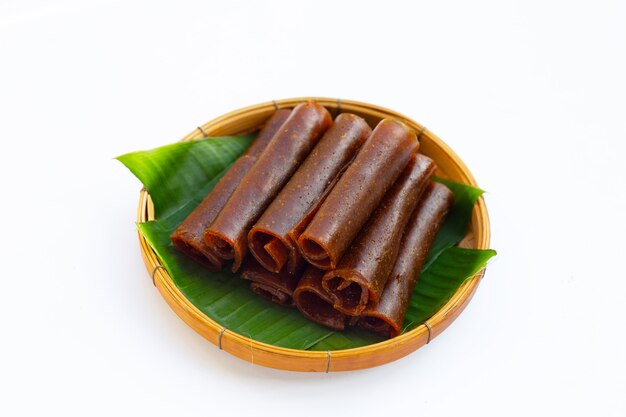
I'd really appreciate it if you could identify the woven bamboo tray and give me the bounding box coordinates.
[137,97,491,372]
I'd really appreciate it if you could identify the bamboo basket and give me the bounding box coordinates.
[137,97,491,372]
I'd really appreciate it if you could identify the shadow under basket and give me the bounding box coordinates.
[137,97,491,372]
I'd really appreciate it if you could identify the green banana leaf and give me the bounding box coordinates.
[117,135,254,218]
[402,247,497,332]
[117,134,496,350]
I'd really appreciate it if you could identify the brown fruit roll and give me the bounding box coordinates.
[358,182,454,338]
[293,266,348,330]
[240,257,299,306]
[243,109,293,158]
[297,119,419,270]
[170,109,292,269]
[204,102,332,272]
[248,113,372,274]
[322,154,436,315]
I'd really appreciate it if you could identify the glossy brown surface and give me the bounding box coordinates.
[293,266,347,330]
[241,257,299,306]
[169,109,291,269]
[298,119,419,270]
[171,156,256,270]
[204,102,332,272]
[248,114,371,274]
[359,182,454,337]
[243,109,292,158]
[322,154,436,315]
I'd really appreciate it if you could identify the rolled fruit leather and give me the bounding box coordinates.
[170,109,292,270]
[293,266,348,330]
[297,119,419,270]
[248,113,372,274]
[322,154,436,316]
[359,182,454,338]
[204,102,332,272]
[241,257,299,306]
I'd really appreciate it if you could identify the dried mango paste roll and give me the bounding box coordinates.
[170,109,291,269]
[248,113,371,274]
[322,154,436,315]
[293,266,347,330]
[298,119,419,270]
[241,257,300,306]
[204,102,332,272]
[359,183,454,338]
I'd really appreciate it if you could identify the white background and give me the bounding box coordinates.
[1,0,624,415]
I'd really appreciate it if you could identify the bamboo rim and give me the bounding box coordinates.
[136,97,491,372]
